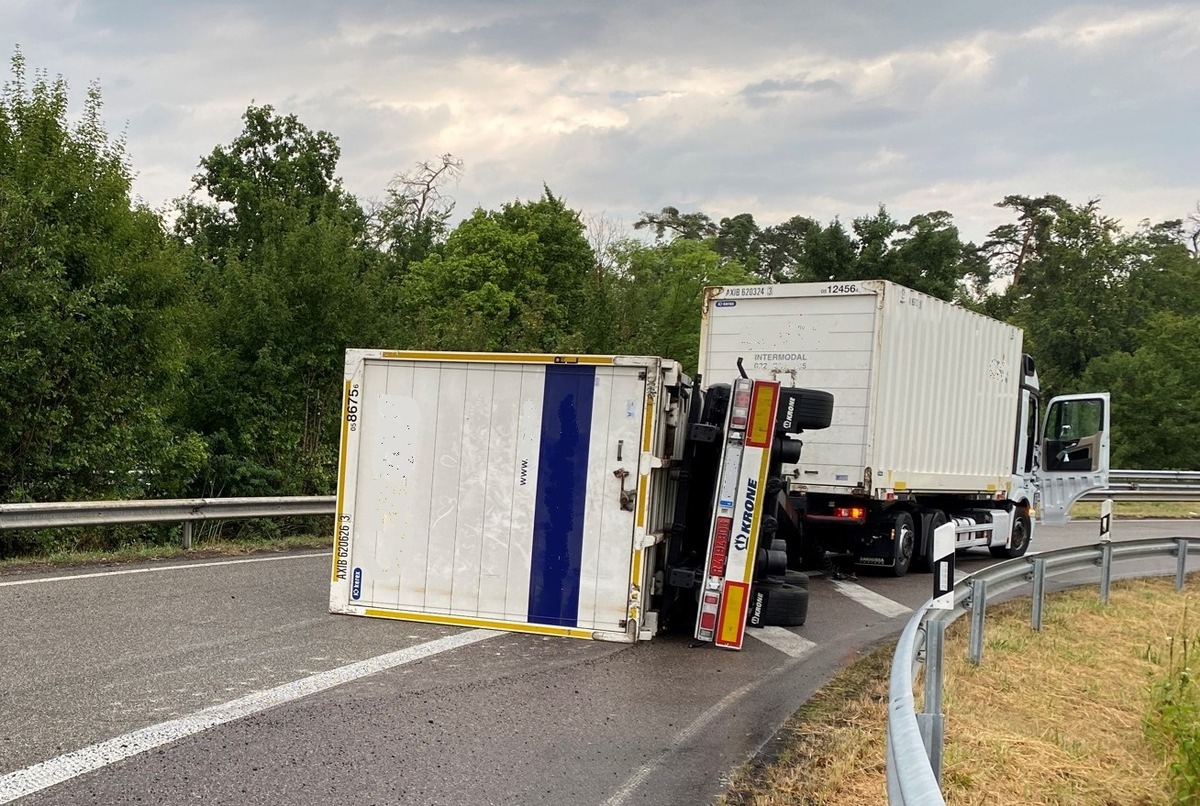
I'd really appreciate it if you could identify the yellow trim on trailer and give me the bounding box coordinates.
[380,350,616,365]
[636,393,654,527]
[332,379,353,583]
[640,393,654,453]
[717,583,747,645]
[628,549,644,622]
[748,385,776,446]
[362,608,597,639]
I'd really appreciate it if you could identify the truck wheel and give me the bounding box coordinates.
[914,510,947,573]
[784,570,811,589]
[776,388,835,432]
[890,512,916,577]
[748,579,808,627]
[990,510,1031,559]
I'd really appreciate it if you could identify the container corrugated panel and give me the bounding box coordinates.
[869,282,1021,494]
[331,350,678,642]
[698,281,1022,497]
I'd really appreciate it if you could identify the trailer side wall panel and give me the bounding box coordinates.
[698,281,1022,497]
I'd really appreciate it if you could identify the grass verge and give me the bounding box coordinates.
[719,642,894,805]
[721,577,1198,805]
[1071,500,1199,519]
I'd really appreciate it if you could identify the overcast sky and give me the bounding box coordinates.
[4,1,1197,243]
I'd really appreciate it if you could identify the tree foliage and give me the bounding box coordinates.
[368,153,463,278]
[395,187,595,353]
[175,105,384,496]
[1083,313,1200,469]
[0,52,204,507]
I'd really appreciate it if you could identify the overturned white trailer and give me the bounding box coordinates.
[329,350,688,642]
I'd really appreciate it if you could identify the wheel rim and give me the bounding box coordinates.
[1011,517,1028,552]
[897,522,914,565]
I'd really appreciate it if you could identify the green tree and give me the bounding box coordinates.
[981,197,1128,395]
[634,206,717,241]
[714,213,761,274]
[396,188,596,353]
[803,219,857,282]
[1118,219,1200,331]
[395,211,563,352]
[368,153,463,279]
[889,211,977,301]
[0,52,204,508]
[1082,313,1200,469]
[757,216,820,282]
[600,238,755,372]
[495,187,595,334]
[176,105,383,496]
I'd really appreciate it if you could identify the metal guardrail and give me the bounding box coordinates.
[886,536,1200,805]
[0,469,1192,544]
[1085,470,1200,501]
[0,497,336,549]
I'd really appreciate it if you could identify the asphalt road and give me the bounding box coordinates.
[2,517,1198,805]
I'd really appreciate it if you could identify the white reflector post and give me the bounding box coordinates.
[931,521,956,610]
[1099,498,1113,543]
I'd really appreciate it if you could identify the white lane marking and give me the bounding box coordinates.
[0,629,499,804]
[0,552,328,588]
[601,675,763,806]
[745,626,817,658]
[832,580,912,618]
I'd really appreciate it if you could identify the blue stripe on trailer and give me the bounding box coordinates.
[528,364,595,627]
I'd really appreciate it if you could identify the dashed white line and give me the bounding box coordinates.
[0,552,328,588]
[0,629,499,804]
[832,580,913,618]
[745,626,817,657]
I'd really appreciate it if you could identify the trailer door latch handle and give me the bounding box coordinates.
[613,468,636,511]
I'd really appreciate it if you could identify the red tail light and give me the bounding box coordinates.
[729,379,753,431]
[833,506,867,523]
[697,591,721,640]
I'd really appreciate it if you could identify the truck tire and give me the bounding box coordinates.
[748,578,808,627]
[776,388,835,432]
[755,539,789,579]
[914,510,947,573]
[990,509,1031,559]
[783,570,811,589]
[890,511,916,577]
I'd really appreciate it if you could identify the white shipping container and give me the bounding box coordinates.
[698,280,1023,498]
[330,350,684,642]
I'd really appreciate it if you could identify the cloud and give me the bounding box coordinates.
[3,0,1196,241]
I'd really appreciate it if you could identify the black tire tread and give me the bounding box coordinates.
[749,579,809,627]
[778,387,835,431]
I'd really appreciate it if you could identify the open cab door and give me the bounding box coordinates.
[1037,392,1111,524]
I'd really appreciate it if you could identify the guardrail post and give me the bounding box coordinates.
[918,616,947,785]
[182,521,193,550]
[1031,557,1047,631]
[1099,542,1113,604]
[968,577,987,666]
[1177,538,1190,592]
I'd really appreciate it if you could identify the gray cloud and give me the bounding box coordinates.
[3,0,1196,241]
